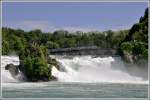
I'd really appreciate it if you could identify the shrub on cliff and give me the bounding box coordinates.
[120,42,133,53]
[120,8,148,62]
[19,44,52,81]
[121,41,148,60]
[132,41,146,56]
[23,56,51,81]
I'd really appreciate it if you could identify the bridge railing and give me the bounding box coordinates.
[50,46,99,52]
[49,46,117,56]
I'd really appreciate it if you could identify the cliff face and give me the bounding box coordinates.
[5,62,58,82]
[122,51,134,63]
[121,8,148,64]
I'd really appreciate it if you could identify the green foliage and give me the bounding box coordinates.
[23,56,50,81]
[142,49,148,59]
[12,35,25,54]
[2,40,10,55]
[2,27,129,55]
[112,30,128,48]
[121,41,148,59]
[105,30,114,48]
[2,28,26,55]
[20,44,51,81]
[132,41,146,55]
[120,42,133,52]
[120,8,148,61]
[93,33,106,48]
[65,38,76,48]
[46,41,60,49]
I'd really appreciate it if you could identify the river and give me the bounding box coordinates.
[1,55,148,98]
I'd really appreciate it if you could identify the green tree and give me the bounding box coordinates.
[46,41,60,49]
[120,8,148,61]
[120,42,133,53]
[105,30,114,48]
[20,44,51,81]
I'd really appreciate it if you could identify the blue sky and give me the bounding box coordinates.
[2,2,148,32]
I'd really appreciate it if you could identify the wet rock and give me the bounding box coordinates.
[5,64,19,77]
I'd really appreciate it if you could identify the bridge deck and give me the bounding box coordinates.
[49,47,117,55]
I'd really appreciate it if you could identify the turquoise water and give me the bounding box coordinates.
[2,82,148,98]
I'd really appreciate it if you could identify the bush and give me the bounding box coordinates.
[132,41,146,55]
[20,44,52,81]
[2,40,10,55]
[142,49,148,59]
[46,41,60,49]
[120,42,133,52]
[121,41,148,60]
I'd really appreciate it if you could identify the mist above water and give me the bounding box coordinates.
[51,55,148,84]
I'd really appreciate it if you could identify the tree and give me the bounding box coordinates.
[65,38,76,48]
[46,41,60,49]
[2,40,10,55]
[120,42,133,53]
[120,8,148,61]
[132,41,146,55]
[105,30,114,48]
[20,44,52,81]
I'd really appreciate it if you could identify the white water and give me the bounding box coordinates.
[1,56,24,83]
[51,56,148,84]
[1,56,148,84]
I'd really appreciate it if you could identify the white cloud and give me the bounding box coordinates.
[3,20,129,33]
[20,21,56,32]
[3,20,55,32]
[57,26,101,33]
[18,21,102,32]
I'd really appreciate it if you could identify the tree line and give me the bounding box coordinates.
[2,28,129,55]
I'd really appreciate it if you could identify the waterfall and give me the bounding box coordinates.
[1,56,148,84]
[52,56,148,84]
[1,56,24,83]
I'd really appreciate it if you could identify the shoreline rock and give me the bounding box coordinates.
[5,63,58,82]
[5,64,19,78]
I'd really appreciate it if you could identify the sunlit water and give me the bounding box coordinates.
[1,56,149,98]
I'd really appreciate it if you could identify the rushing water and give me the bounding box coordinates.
[51,55,148,83]
[1,56,25,83]
[1,56,149,98]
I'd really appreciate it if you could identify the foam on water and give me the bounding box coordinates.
[1,56,148,98]
[1,56,148,84]
[1,56,22,83]
[51,56,148,84]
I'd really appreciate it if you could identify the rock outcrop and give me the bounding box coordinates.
[5,64,19,78]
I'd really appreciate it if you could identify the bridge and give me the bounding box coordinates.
[49,46,118,56]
